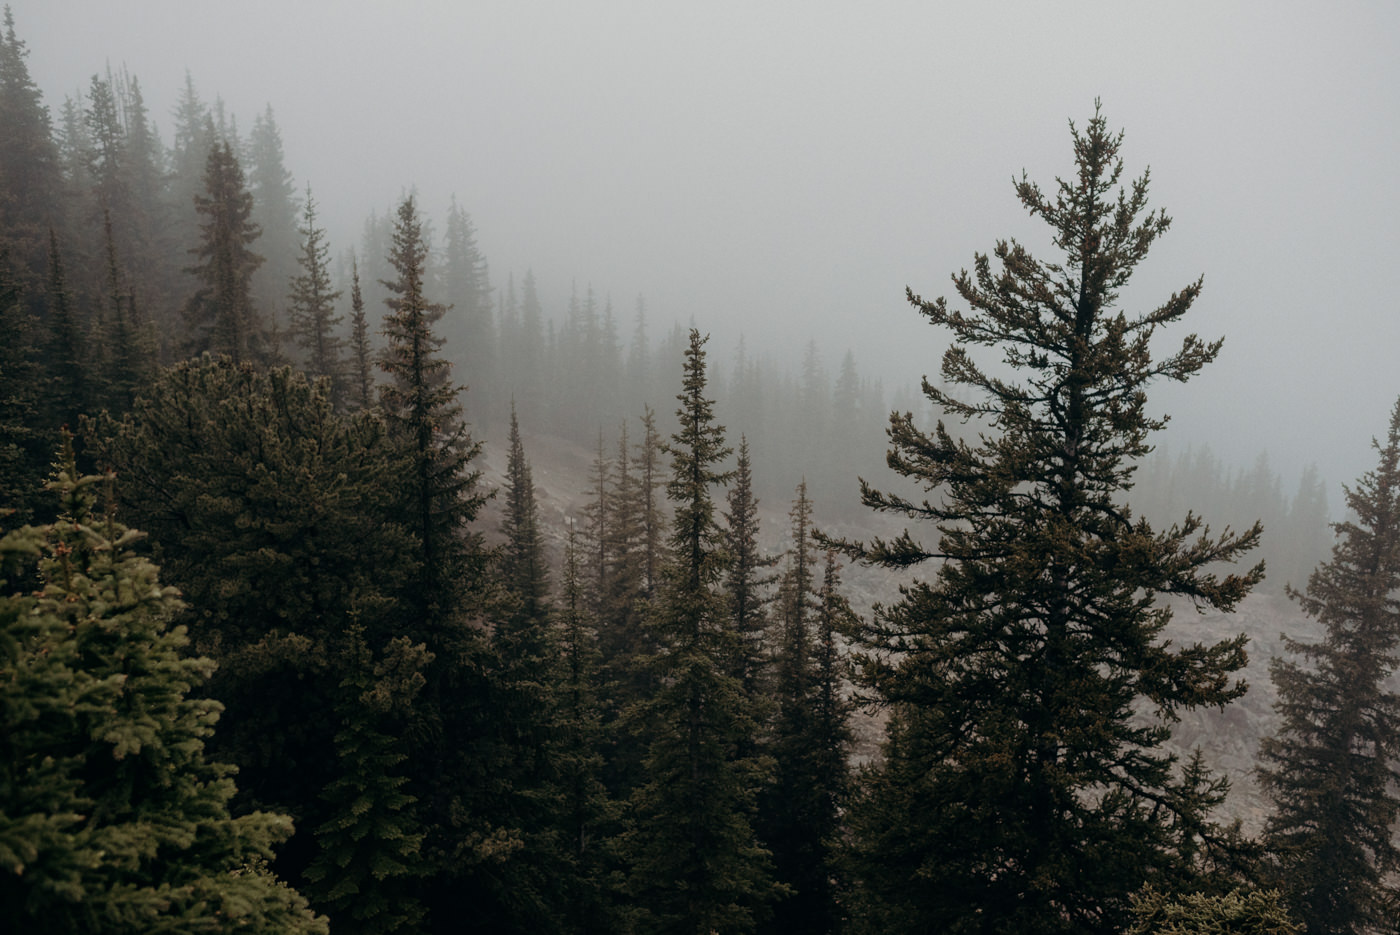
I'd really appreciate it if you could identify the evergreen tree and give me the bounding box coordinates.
[88,358,421,918]
[500,404,549,622]
[286,185,344,396]
[0,244,49,525]
[625,329,779,935]
[378,194,487,622]
[347,256,374,410]
[0,440,326,933]
[43,229,87,430]
[247,104,300,329]
[555,521,621,933]
[762,482,853,935]
[303,625,428,935]
[1257,398,1400,935]
[181,139,267,362]
[723,437,776,699]
[835,107,1262,934]
[439,196,494,424]
[0,5,61,284]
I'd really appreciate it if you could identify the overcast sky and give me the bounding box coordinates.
[16,1,1400,496]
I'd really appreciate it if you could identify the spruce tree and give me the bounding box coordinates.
[378,194,487,622]
[625,329,779,935]
[835,106,1262,934]
[723,437,776,699]
[1257,398,1400,935]
[181,138,267,362]
[286,185,344,397]
[347,256,374,409]
[0,441,325,933]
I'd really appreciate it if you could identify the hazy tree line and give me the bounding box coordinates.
[5,10,1400,933]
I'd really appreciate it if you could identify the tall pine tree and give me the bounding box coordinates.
[835,106,1263,935]
[1257,398,1400,935]
[625,329,780,935]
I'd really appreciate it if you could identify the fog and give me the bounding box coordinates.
[19,0,1400,492]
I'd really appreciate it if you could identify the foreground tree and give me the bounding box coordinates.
[0,442,325,933]
[836,106,1262,934]
[1257,398,1400,935]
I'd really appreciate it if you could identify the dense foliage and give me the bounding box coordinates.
[0,9,1394,932]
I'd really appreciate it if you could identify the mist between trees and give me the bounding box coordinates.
[5,7,1398,935]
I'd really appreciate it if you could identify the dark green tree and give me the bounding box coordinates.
[625,329,780,935]
[0,442,326,933]
[378,194,487,622]
[182,139,267,362]
[88,357,420,920]
[723,437,776,699]
[1257,398,1400,935]
[247,104,300,330]
[0,5,61,289]
[347,256,374,409]
[762,482,852,935]
[286,185,343,396]
[0,244,49,525]
[835,107,1262,935]
[500,404,549,622]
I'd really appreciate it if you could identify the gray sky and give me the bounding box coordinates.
[18,0,1400,495]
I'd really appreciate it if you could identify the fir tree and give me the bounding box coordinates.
[378,194,487,622]
[286,185,344,396]
[723,437,776,699]
[347,256,374,410]
[835,106,1262,934]
[0,5,61,283]
[1257,398,1400,935]
[0,440,326,933]
[181,138,266,362]
[625,329,780,935]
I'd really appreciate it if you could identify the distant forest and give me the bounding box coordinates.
[4,7,1398,935]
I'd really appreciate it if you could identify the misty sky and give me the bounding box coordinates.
[17,1,1400,498]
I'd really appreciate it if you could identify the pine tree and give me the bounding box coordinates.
[762,481,852,935]
[0,439,326,933]
[625,329,779,935]
[286,185,344,397]
[347,256,374,409]
[1257,398,1400,935]
[555,521,622,933]
[439,197,494,424]
[88,357,420,912]
[835,106,1263,934]
[723,438,776,699]
[378,194,487,620]
[303,625,428,935]
[0,5,61,284]
[1127,887,1300,935]
[181,138,267,362]
[43,229,87,430]
[247,104,300,330]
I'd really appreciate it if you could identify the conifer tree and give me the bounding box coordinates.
[182,138,267,362]
[625,329,779,935]
[0,440,326,933]
[1257,398,1400,935]
[0,6,61,282]
[555,521,621,933]
[347,256,374,409]
[723,437,776,699]
[378,194,487,621]
[88,358,420,909]
[439,196,494,423]
[762,482,853,935]
[303,625,428,935]
[286,185,344,397]
[0,244,49,525]
[43,229,87,430]
[247,104,299,328]
[835,107,1262,934]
